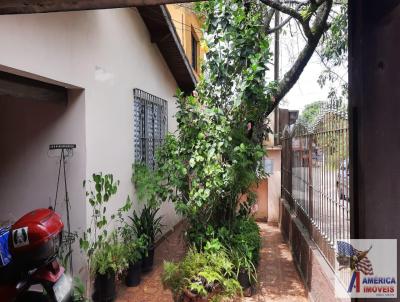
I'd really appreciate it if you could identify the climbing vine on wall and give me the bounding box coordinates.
[145,0,276,235]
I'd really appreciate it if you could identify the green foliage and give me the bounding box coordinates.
[187,217,260,256]
[132,163,168,208]
[80,173,120,257]
[119,226,148,264]
[320,1,348,68]
[137,0,271,239]
[72,277,88,302]
[90,233,128,276]
[318,0,348,105]
[195,0,275,120]
[230,218,261,265]
[185,218,261,286]
[162,247,241,300]
[139,1,268,296]
[129,205,163,247]
[299,101,323,126]
[79,173,131,276]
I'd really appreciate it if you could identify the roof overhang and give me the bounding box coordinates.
[0,0,201,15]
[0,1,198,94]
[138,5,197,94]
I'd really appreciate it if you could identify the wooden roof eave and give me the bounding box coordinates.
[138,5,197,94]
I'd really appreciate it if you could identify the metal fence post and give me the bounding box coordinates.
[308,134,313,221]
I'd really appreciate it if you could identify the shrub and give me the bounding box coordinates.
[162,246,241,301]
[231,218,261,264]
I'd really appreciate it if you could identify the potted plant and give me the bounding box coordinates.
[79,173,131,302]
[232,251,256,295]
[120,225,148,287]
[130,205,163,272]
[91,235,127,302]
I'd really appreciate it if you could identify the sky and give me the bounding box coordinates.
[271,20,347,114]
[281,53,331,112]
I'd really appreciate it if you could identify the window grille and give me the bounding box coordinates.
[133,89,168,170]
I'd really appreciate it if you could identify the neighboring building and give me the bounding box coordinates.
[167,3,204,76]
[253,107,298,223]
[279,108,299,140]
[0,5,195,280]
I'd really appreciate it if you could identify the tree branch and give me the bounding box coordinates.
[315,49,347,84]
[265,1,308,34]
[264,8,276,30]
[266,15,292,34]
[265,0,333,116]
[259,0,304,21]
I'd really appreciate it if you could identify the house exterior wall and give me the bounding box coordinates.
[0,90,87,272]
[266,148,281,223]
[253,111,282,223]
[0,7,181,276]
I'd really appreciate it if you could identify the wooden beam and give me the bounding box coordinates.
[0,0,202,15]
[0,71,67,103]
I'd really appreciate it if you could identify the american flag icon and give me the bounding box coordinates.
[337,241,374,275]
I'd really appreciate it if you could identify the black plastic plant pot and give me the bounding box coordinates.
[125,260,142,287]
[238,270,251,289]
[92,271,116,302]
[142,247,155,272]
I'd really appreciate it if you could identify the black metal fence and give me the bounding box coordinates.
[281,104,349,267]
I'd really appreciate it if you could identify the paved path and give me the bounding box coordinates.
[117,223,308,302]
[242,223,308,302]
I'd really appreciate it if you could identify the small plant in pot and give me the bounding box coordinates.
[90,235,127,302]
[119,220,148,287]
[80,173,131,302]
[231,251,257,296]
[130,206,163,272]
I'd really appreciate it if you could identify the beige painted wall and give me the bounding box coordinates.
[266,149,282,223]
[0,8,181,276]
[253,179,268,221]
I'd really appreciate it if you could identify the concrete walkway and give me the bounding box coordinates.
[116,223,308,302]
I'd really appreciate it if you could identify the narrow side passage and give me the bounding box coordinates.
[117,223,308,302]
[243,223,307,302]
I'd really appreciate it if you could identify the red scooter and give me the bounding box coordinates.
[0,208,73,302]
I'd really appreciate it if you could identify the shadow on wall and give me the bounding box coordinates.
[0,95,67,222]
[0,89,87,277]
[0,89,86,228]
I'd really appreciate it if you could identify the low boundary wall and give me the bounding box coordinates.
[279,198,349,302]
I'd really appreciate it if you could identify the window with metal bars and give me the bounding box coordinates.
[191,32,198,72]
[133,89,168,170]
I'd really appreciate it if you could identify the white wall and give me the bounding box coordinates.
[0,7,181,275]
[0,90,87,272]
[267,149,282,223]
